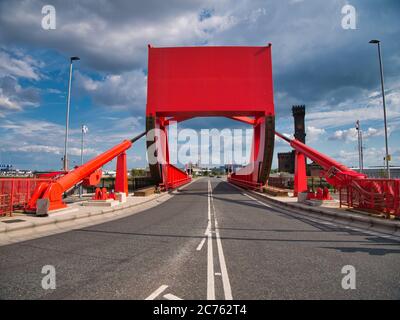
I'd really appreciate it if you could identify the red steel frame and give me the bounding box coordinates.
[146,45,275,189]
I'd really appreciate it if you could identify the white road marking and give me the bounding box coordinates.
[197,221,211,251]
[242,193,256,200]
[215,272,222,276]
[145,285,168,300]
[164,293,183,300]
[210,183,233,300]
[207,180,215,300]
[243,192,271,208]
[196,237,206,251]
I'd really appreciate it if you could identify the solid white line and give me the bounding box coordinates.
[242,193,257,200]
[207,222,215,299]
[208,181,211,221]
[215,229,233,300]
[197,237,206,251]
[210,187,233,300]
[210,183,232,299]
[205,222,211,234]
[145,285,168,300]
[242,192,273,208]
[207,180,215,300]
[163,293,183,300]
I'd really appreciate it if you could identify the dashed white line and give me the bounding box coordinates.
[145,285,168,300]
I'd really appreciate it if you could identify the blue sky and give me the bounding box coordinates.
[0,0,399,171]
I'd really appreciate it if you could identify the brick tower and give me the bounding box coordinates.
[277,105,306,173]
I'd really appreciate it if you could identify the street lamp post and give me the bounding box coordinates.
[79,124,88,198]
[63,56,80,172]
[369,40,390,178]
[355,120,364,173]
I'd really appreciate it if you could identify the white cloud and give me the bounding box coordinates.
[334,147,392,167]
[75,70,147,110]
[0,50,42,80]
[330,126,392,142]
[307,82,400,129]
[0,92,20,112]
[0,76,40,117]
[330,128,358,142]
[306,126,325,142]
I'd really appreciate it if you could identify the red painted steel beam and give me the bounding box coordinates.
[27,132,146,212]
[147,45,274,117]
[275,130,366,189]
[294,151,307,196]
[115,152,128,195]
[163,116,195,126]
[226,116,256,125]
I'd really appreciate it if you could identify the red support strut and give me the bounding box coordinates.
[294,151,307,196]
[115,152,128,195]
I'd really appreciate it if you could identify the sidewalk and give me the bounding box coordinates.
[0,191,173,246]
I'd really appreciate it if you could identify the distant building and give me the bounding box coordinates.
[278,105,306,173]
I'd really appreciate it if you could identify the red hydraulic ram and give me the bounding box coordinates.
[275,131,400,215]
[26,132,146,213]
[274,131,366,188]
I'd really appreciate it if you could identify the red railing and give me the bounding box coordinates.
[339,178,400,217]
[160,164,191,190]
[0,178,52,216]
[228,174,263,190]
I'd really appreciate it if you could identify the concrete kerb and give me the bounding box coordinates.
[0,190,173,236]
[227,181,400,236]
[259,191,400,234]
[0,178,200,240]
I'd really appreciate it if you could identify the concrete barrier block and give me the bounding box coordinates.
[116,192,127,203]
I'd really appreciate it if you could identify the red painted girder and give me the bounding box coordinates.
[147,45,274,117]
[226,116,255,125]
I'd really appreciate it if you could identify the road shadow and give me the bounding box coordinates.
[321,246,400,256]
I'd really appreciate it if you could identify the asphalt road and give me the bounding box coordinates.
[0,177,399,299]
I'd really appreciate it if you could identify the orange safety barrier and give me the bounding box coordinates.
[0,178,52,216]
[339,178,400,217]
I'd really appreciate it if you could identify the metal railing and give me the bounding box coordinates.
[0,178,52,216]
[339,178,400,217]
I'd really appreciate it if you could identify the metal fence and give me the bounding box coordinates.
[0,178,51,216]
[339,178,400,217]
[268,176,332,191]
[85,176,156,194]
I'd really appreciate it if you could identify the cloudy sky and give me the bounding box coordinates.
[0,0,399,171]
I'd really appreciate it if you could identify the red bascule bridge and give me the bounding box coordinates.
[0,44,399,217]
